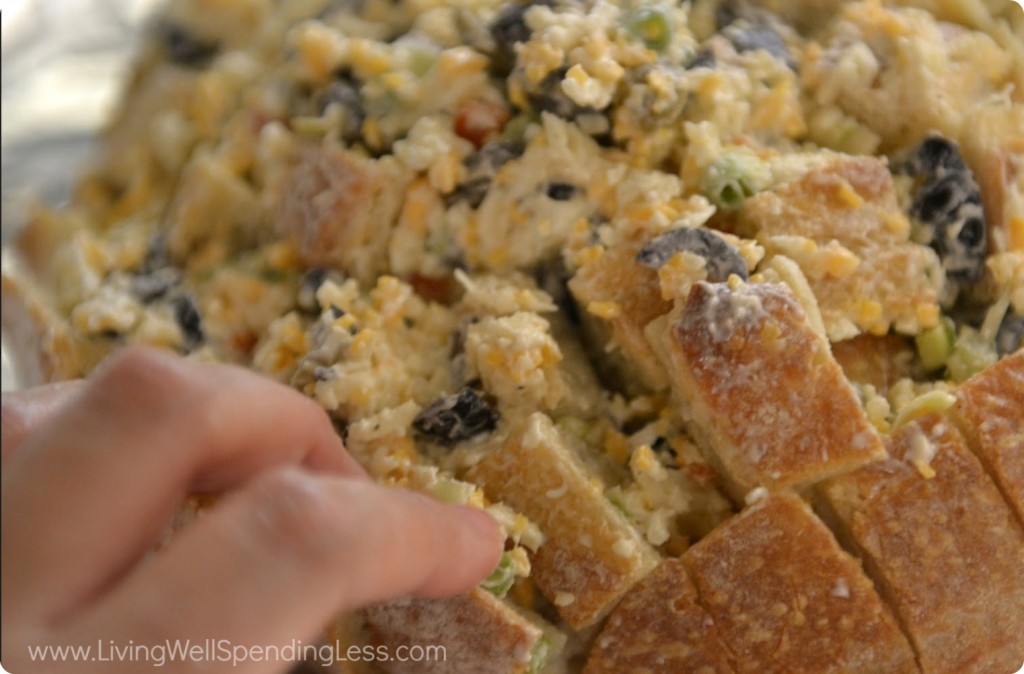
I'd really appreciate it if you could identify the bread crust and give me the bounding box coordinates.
[819,415,1024,674]
[952,349,1024,526]
[568,243,673,392]
[739,156,941,339]
[364,588,544,674]
[667,281,885,498]
[583,558,736,674]
[468,413,660,629]
[683,493,918,674]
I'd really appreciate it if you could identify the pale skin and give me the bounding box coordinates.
[0,347,503,673]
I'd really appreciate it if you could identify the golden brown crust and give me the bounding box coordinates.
[683,493,918,674]
[364,588,544,674]
[819,415,1024,674]
[667,281,885,498]
[952,350,1024,525]
[467,413,660,629]
[583,559,736,674]
[1,269,86,387]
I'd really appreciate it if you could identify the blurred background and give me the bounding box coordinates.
[1,0,163,389]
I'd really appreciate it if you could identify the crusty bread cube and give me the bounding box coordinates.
[830,334,916,394]
[684,492,917,674]
[365,588,549,674]
[272,144,410,284]
[467,413,660,628]
[1,270,91,386]
[958,105,1024,252]
[818,414,1024,674]
[568,243,673,393]
[740,156,942,339]
[952,350,1024,526]
[583,558,734,674]
[666,281,885,498]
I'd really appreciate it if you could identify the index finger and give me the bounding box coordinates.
[1,347,363,625]
[69,469,502,674]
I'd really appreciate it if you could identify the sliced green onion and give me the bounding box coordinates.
[500,113,535,144]
[946,330,997,383]
[480,552,516,598]
[528,636,551,674]
[701,151,770,210]
[915,316,955,372]
[627,7,673,51]
[408,49,436,78]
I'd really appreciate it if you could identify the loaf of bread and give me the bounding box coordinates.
[4,0,1023,672]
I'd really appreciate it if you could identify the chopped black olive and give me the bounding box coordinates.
[686,49,716,69]
[413,388,500,447]
[636,227,749,282]
[995,313,1024,356]
[722,20,795,69]
[449,318,479,362]
[298,267,346,313]
[313,366,337,382]
[317,71,364,142]
[446,177,493,209]
[905,136,988,285]
[545,182,577,201]
[298,268,330,312]
[905,135,968,176]
[652,436,677,459]
[491,2,549,75]
[141,233,171,275]
[159,23,220,68]
[447,143,523,208]
[131,267,181,303]
[467,142,524,172]
[173,294,205,351]
[528,69,587,120]
[329,304,345,320]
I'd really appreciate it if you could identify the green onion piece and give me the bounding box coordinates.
[627,7,673,51]
[701,151,770,210]
[500,113,535,144]
[555,416,588,440]
[528,636,551,674]
[915,317,955,372]
[946,330,997,383]
[408,50,436,78]
[481,552,516,598]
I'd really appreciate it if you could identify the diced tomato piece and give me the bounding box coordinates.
[453,99,510,148]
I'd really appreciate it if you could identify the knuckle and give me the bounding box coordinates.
[244,469,343,559]
[91,347,192,408]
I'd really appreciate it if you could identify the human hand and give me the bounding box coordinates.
[1,348,502,673]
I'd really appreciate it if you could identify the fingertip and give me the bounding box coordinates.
[454,506,504,559]
[408,501,505,600]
